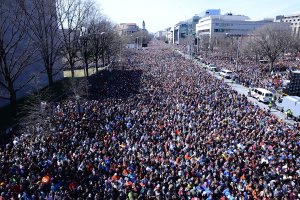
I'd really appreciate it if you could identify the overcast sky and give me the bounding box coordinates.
[96,0,300,33]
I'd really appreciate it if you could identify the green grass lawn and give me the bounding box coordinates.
[63,68,100,77]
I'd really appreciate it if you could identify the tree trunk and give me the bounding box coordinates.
[94,58,98,73]
[107,53,110,64]
[71,67,75,78]
[70,60,75,78]
[46,67,53,86]
[270,60,274,72]
[8,82,17,106]
[84,59,89,77]
[10,91,17,106]
[101,53,105,68]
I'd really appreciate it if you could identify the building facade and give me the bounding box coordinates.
[118,23,139,36]
[196,14,276,40]
[199,9,221,16]
[173,9,220,45]
[275,13,300,36]
[154,31,168,40]
[166,27,173,44]
[173,22,188,44]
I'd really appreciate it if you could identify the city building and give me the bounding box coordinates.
[199,9,221,16]
[173,21,188,44]
[275,13,300,36]
[154,30,168,40]
[117,23,140,36]
[196,13,276,41]
[166,27,173,44]
[173,9,221,45]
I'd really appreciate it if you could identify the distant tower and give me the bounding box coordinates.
[142,20,145,30]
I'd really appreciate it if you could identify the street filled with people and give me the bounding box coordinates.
[201,53,299,94]
[1,40,300,199]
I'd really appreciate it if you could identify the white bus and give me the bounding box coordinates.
[250,88,273,103]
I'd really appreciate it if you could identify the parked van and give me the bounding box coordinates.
[276,96,300,120]
[220,69,233,79]
[207,64,218,72]
[250,88,273,103]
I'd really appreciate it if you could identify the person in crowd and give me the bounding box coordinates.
[0,40,299,199]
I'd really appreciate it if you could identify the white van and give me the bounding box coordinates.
[250,88,273,103]
[220,69,233,79]
[207,64,218,72]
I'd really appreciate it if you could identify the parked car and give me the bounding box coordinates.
[220,69,233,79]
[207,64,218,72]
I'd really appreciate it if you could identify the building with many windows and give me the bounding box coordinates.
[173,21,188,44]
[166,27,173,44]
[173,9,221,45]
[275,13,300,36]
[195,13,279,44]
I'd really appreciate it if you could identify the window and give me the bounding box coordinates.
[214,29,224,32]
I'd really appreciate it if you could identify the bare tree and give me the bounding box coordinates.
[56,0,95,78]
[131,30,152,47]
[79,33,92,76]
[198,35,210,58]
[87,19,102,73]
[216,36,231,61]
[250,23,292,71]
[240,36,260,64]
[0,0,37,106]
[289,34,300,60]
[20,0,62,86]
[88,17,112,71]
[106,29,123,65]
[79,3,102,76]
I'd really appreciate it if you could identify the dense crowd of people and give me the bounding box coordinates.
[200,51,300,93]
[1,40,300,199]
